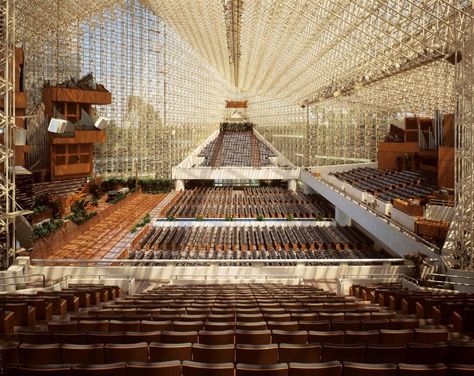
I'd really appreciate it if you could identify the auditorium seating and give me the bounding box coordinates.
[126,224,389,262]
[1,283,473,376]
[329,168,436,203]
[165,187,334,219]
[198,130,275,167]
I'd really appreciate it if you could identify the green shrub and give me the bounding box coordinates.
[256,214,264,221]
[286,214,294,221]
[196,214,204,221]
[225,214,234,221]
[33,218,64,240]
[131,213,151,233]
[167,215,176,221]
[64,200,97,225]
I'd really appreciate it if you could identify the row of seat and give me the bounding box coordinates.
[4,341,473,365]
[5,360,472,376]
[165,187,333,218]
[22,327,451,345]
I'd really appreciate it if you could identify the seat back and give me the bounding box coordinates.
[236,343,279,365]
[104,342,148,362]
[149,342,192,362]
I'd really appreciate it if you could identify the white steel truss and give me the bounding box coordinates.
[0,0,16,268]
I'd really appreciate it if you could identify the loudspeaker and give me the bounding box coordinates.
[94,116,110,129]
[48,118,68,133]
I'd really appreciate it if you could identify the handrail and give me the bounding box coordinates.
[428,272,474,281]
[340,272,417,284]
[309,172,440,253]
[31,258,407,266]
[0,273,46,288]
[173,274,303,282]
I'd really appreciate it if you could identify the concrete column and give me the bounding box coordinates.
[175,179,185,191]
[335,207,352,226]
[303,183,314,194]
[288,179,297,192]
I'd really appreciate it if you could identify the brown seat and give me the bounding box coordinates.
[448,341,474,364]
[322,344,366,362]
[236,344,279,365]
[397,363,448,376]
[288,361,342,376]
[18,331,54,344]
[449,364,474,376]
[345,330,380,344]
[18,364,72,376]
[379,329,414,345]
[149,342,192,362]
[109,320,140,332]
[199,330,234,345]
[272,330,308,344]
[236,322,268,331]
[268,321,299,331]
[389,319,418,330]
[319,313,345,322]
[61,343,105,364]
[173,320,204,332]
[127,360,181,376]
[264,314,292,322]
[180,314,208,322]
[2,342,19,365]
[360,319,390,331]
[366,344,407,363]
[48,321,78,332]
[183,361,235,376]
[413,328,448,344]
[308,331,344,344]
[207,315,236,323]
[205,322,236,331]
[278,343,321,363]
[78,320,108,332]
[161,330,198,343]
[71,362,127,376]
[3,303,36,327]
[124,330,161,343]
[53,332,88,344]
[342,362,397,376]
[330,320,360,331]
[141,320,172,331]
[236,363,288,376]
[237,314,265,322]
[236,330,272,345]
[18,343,61,364]
[192,343,235,363]
[406,343,448,364]
[88,331,124,344]
[299,320,330,331]
[104,342,148,362]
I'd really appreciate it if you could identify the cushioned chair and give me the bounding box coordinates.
[182,361,235,376]
[141,320,172,331]
[205,322,236,331]
[413,328,449,344]
[379,329,414,345]
[272,330,308,344]
[397,363,448,376]
[236,322,268,331]
[18,331,54,344]
[389,319,418,330]
[192,343,235,363]
[48,321,78,332]
[124,330,161,343]
[299,320,331,331]
[322,344,366,362]
[365,344,407,364]
[405,343,448,364]
[236,330,272,345]
[149,342,192,362]
[61,344,104,364]
[108,320,140,332]
[360,319,390,331]
[278,343,321,363]
[268,321,299,331]
[53,332,88,344]
[78,320,108,332]
[342,362,397,376]
[71,362,127,376]
[173,320,204,332]
[198,330,234,345]
[288,361,342,376]
[448,341,474,364]
[104,342,148,362]
[345,330,380,344]
[330,320,361,332]
[88,331,124,344]
[449,364,474,376]
[18,343,61,364]
[127,360,181,376]
[18,364,72,376]
[236,344,279,365]
[161,330,198,343]
[308,331,344,344]
[236,363,288,376]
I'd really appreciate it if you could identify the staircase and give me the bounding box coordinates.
[210,132,224,167]
[150,191,179,219]
[250,134,261,167]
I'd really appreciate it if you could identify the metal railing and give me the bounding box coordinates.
[173,274,304,283]
[0,273,46,288]
[307,171,440,254]
[31,258,407,266]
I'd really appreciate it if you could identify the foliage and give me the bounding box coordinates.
[32,194,61,218]
[195,214,204,221]
[33,219,64,240]
[106,191,127,205]
[225,214,234,221]
[167,214,176,221]
[256,214,265,221]
[101,177,172,194]
[286,214,294,221]
[64,200,97,225]
[131,213,151,233]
